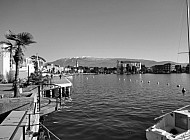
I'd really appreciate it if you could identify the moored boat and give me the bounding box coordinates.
[146,105,190,140]
[146,0,190,138]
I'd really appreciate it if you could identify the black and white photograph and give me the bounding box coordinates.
[0,0,190,140]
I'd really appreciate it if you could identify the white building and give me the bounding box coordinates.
[0,44,10,81]
[117,60,142,74]
[14,57,35,79]
[0,44,35,82]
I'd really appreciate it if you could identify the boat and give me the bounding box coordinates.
[146,105,190,140]
[146,0,190,139]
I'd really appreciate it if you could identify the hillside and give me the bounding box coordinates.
[48,57,187,68]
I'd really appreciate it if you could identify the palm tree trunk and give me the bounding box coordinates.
[14,61,20,97]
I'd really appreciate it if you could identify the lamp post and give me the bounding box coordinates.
[27,65,29,85]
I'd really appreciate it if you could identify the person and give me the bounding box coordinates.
[182,87,186,94]
[51,74,53,79]
[59,74,62,79]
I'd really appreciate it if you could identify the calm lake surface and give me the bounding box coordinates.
[44,74,190,140]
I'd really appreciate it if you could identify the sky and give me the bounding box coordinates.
[0,0,189,63]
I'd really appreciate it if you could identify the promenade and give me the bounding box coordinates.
[0,76,72,140]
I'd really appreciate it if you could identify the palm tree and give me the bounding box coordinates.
[30,54,46,73]
[5,30,36,97]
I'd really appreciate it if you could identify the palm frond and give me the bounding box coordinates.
[17,32,36,45]
[30,55,46,62]
[5,30,18,41]
[38,56,46,62]
[30,55,37,60]
[24,40,36,45]
[30,55,36,58]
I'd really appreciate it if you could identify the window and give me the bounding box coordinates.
[175,113,188,130]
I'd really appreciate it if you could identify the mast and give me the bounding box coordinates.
[186,0,190,73]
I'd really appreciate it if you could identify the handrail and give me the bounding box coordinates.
[154,105,190,120]
[42,83,62,88]
[0,85,38,140]
[40,122,61,140]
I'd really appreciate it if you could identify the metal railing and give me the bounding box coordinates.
[1,85,39,140]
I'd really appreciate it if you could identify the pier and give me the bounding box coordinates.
[0,76,72,140]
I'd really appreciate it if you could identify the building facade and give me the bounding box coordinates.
[117,60,141,74]
[0,44,35,81]
[0,44,10,81]
[152,63,176,73]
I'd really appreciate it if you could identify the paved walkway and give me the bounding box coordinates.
[51,75,72,84]
[0,76,72,115]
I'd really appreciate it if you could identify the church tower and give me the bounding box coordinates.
[76,59,78,68]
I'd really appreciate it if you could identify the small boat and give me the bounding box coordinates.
[146,105,190,140]
[146,0,190,139]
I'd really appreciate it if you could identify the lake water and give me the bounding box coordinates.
[44,74,190,140]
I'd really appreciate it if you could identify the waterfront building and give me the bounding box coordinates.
[64,66,72,73]
[45,63,54,73]
[163,63,175,73]
[15,58,35,79]
[0,44,10,81]
[45,63,62,74]
[141,65,148,73]
[36,57,46,71]
[117,60,141,74]
[0,44,35,81]
[152,63,176,73]
[78,66,84,73]
[175,65,182,73]
[54,64,61,73]
[152,65,164,73]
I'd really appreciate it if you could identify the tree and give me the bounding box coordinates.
[4,30,36,97]
[30,55,46,73]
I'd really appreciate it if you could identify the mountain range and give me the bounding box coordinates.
[48,57,187,68]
